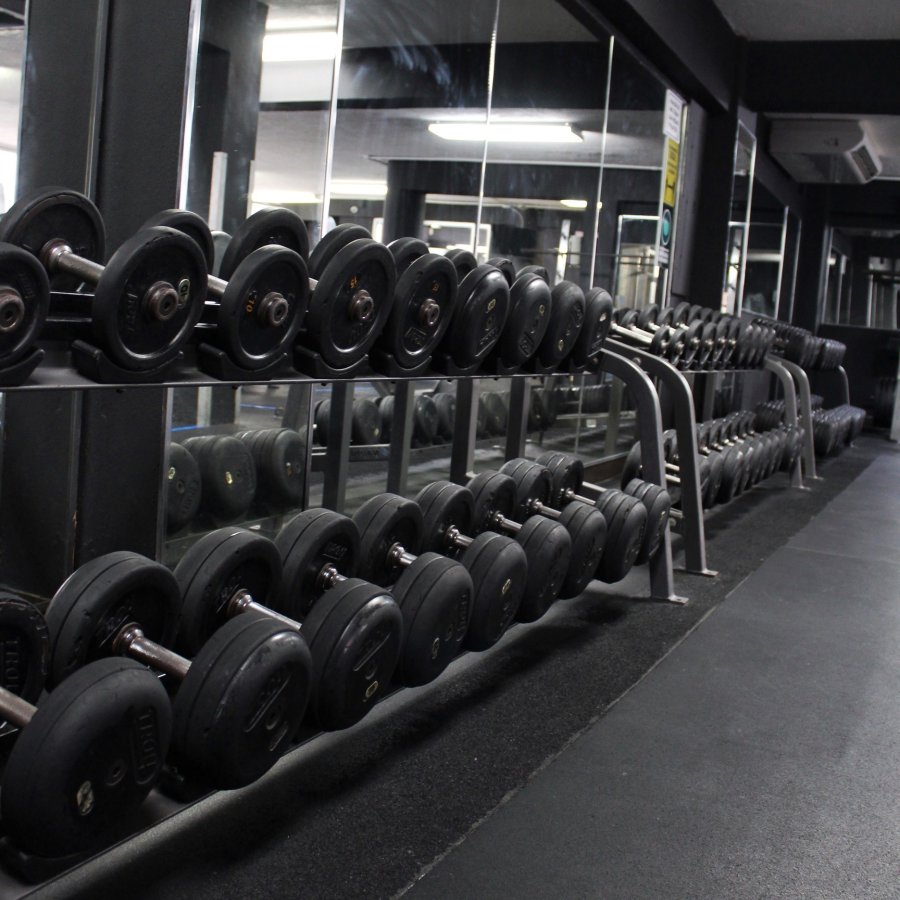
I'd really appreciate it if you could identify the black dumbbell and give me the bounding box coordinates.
[143,209,308,371]
[235,427,307,510]
[479,461,608,598]
[351,497,476,686]
[47,552,311,789]
[0,594,172,859]
[565,287,613,369]
[0,188,206,370]
[486,269,552,370]
[182,434,257,521]
[377,393,440,446]
[415,481,528,650]
[464,472,572,620]
[166,442,202,533]
[174,522,404,730]
[0,242,50,369]
[535,281,585,370]
[314,396,382,445]
[444,248,478,281]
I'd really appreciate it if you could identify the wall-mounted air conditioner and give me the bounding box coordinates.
[769,120,882,184]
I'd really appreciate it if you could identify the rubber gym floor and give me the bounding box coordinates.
[38,434,900,900]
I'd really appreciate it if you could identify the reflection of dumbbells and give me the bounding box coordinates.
[464,472,572,620]
[314,396,382,445]
[142,209,308,371]
[415,481,529,650]
[174,522,403,730]
[166,442,203,532]
[47,552,311,788]
[474,461,607,598]
[235,427,307,510]
[529,453,665,572]
[0,594,172,859]
[352,497,475,685]
[182,434,257,521]
[0,188,207,371]
[377,393,440,446]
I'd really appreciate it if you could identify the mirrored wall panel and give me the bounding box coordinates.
[0,8,24,210]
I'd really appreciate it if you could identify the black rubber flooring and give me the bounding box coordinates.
[39,436,892,900]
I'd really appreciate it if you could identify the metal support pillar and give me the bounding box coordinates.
[603,377,623,455]
[386,381,415,495]
[280,383,314,510]
[605,339,714,577]
[504,378,530,461]
[321,382,354,512]
[764,357,804,488]
[777,358,819,479]
[450,380,478,484]
[597,348,686,604]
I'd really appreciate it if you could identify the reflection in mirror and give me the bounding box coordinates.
[723,122,756,315]
[0,8,24,210]
[742,180,786,318]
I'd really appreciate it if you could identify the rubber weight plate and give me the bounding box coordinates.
[597,492,647,583]
[414,480,474,555]
[308,223,371,279]
[353,493,424,586]
[497,458,552,521]
[438,264,509,368]
[183,435,257,521]
[391,553,472,687]
[413,394,439,446]
[171,614,312,787]
[2,658,171,857]
[245,427,306,509]
[351,397,382,444]
[568,287,612,368]
[433,391,455,441]
[0,243,50,367]
[0,594,50,704]
[444,248,478,280]
[557,502,606,597]
[493,272,552,368]
[481,391,508,437]
[534,450,583,508]
[173,527,283,656]
[306,238,395,369]
[486,257,516,287]
[166,442,202,532]
[537,281,585,368]
[623,479,671,563]
[220,207,310,280]
[387,237,428,275]
[466,472,518,533]
[141,208,215,272]
[508,515,571,622]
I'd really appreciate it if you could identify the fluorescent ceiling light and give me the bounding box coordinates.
[428,121,582,143]
[330,180,388,198]
[252,189,320,205]
[560,198,588,209]
[262,31,338,62]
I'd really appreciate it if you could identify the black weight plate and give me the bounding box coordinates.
[351,397,382,444]
[0,242,50,366]
[680,320,703,369]
[494,272,552,367]
[0,187,105,292]
[216,245,308,369]
[557,502,606,597]
[378,252,456,368]
[174,527,282,656]
[378,394,394,443]
[439,264,509,368]
[257,427,306,508]
[460,532,526,651]
[220,207,311,280]
[299,577,402,731]
[481,391,508,437]
[93,226,207,370]
[306,238,395,369]
[511,516,571,623]
[666,326,687,364]
[45,551,181,688]
[621,442,643,487]
[166,442,202,532]
[497,458,553,521]
[0,594,49,704]
[486,256,516,287]
[433,391,456,441]
[275,508,359,620]
[466,472,518,533]
[535,450,583,507]
[2,658,171,857]
[568,287,612,367]
[670,301,691,325]
[624,480,670,563]
[314,398,330,445]
[444,248,478,281]
[141,209,215,272]
[184,435,257,521]
[391,553,472,687]
[648,323,672,357]
[516,264,549,283]
[537,281,585,368]
[603,493,647,582]
[413,394,439,446]
[308,223,371,279]
[387,237,428,275]
[697,321,717,368]
[476,395,489,437]
[353,493,424,586]
[415,481,475,554]
[172,614,311,788]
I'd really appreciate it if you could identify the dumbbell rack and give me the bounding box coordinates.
[765,357,814,483]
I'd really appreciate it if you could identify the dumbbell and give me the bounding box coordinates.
[444,248,479,281]
[166,442,202,533]
[182,434,257,521]
[174,522,404,729]
[0,188,206,370]
[477,461,607,597]
[486,268,552,370]
[377,392,440,446]
[235,427,307,510]
[415,481,529,650]
[0,242,50,369]
[314,396,382,445]
[533,280,585,370]
[533,452,665,571]
[621,434,716,506]
[636,304,712,368]
[463,472,573,620]
[565,287,613,369]
[351,497,476,685]
[606,307,683,364]
[143,209,308,371]
[0,594,172,859]
[220,214,396,371]
[46,552,311,789]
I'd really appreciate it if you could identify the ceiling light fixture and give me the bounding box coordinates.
[560,198,588,209]
[428,121,583,144]
[329,180,389,198]
[262,31,339,62]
